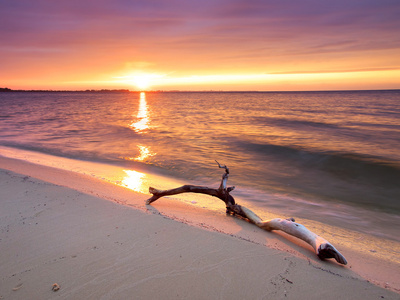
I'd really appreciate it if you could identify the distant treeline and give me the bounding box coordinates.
[0,87,131,93]
[0,88,12,92]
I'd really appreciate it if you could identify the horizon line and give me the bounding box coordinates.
[1,87,400,93]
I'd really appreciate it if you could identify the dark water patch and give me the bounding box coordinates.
[314,152,400,186]
[345,121,400,130]
[251,115,342,130]
[238,140,400,185]
[41,117,59,121]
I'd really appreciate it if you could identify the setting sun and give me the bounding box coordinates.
[114,73,165,90]
[132,75,152,90]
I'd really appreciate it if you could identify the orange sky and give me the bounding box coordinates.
[1,1,400,91]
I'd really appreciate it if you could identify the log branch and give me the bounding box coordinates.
[146,162,347,265]
[146,185,220,205]
[231,205,347,264]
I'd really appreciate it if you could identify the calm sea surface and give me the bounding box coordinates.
[1,90,399,241]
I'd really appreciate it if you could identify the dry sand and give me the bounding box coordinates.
[0,156,399,299]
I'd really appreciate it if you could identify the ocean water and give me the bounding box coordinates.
[1,90,400,243]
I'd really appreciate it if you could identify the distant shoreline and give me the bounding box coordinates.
[1,87,399,93]
[0,87,131,93]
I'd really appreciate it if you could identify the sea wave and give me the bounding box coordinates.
[251,115,343,130]
[235,139,400,185]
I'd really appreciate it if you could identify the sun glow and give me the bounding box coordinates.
[133,76,151,90]
[115,73,165,90]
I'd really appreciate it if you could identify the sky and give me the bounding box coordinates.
[1,0,400,91]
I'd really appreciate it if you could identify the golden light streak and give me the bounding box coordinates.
[122,170,146,192]
[134,145,154,161]
[131,92,149,132]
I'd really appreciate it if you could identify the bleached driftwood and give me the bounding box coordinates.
[146,161,347,265]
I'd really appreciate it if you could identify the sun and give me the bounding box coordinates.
[127,73,165,90]
[132,75,152,90]
[115,72,164,90]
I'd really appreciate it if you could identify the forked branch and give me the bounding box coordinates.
[146,162,347,265]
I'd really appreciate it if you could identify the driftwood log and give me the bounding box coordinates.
[146,161,347,265]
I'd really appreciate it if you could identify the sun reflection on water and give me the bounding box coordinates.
[124,145,155,162]
[131,92,149,132]
[126,91,156,162]
[135,145,154,161]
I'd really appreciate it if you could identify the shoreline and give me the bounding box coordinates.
[1,145,399,245]
[1,155,399,298]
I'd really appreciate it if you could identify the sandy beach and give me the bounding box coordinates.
[1,156,399,299]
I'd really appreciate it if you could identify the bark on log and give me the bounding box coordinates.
[146,161,347,265]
